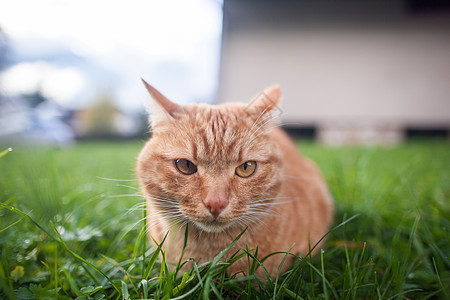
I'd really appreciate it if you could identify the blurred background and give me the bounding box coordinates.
[0,0,449,146]
[0,0,222,146]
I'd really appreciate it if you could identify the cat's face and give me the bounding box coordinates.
[137,81,283,233]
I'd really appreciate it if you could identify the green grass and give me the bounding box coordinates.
[0,140,448,299]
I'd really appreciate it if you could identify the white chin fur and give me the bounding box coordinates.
[194,221,230,233]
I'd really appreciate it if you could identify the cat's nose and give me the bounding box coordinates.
[203,193,229,218]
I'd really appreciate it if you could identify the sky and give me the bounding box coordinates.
[0,0,223,112]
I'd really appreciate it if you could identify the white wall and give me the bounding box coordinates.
[219,0,450,144]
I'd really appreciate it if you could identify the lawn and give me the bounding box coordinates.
[0,140,448,299]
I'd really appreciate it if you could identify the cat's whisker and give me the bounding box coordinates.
[247,96,279,131]
[170,218,187,225]
[145,215,186,234]
[246,206,275,213]
[151,204,179,210]
[140,190,180,203]
[247,109,281,134]
[248,200,296,207]
[245,114,279,145]
[148,200,178,207]
[151,211,184,220]
[245,118,270,143]
[252,112,280,133]
[248,205,283,216]
[247,213,277,220]
[142,197,180,207]
[249,196,293,204]
[144,217,168,230]
[149,202,179,209]
[126,207,147,213]
[129,201,147,207]
[234,214,271,234]
[251,196,291,201]
[243,118,271,148]
[116,184,142,192]
[246,107,270,134]
[125,215,151,234]
[247,204,279,209]
[108,194,143,198]
[122,202,147,214]
[232,218,246,229]
[149,211,181,218]
[126,208,147,212]
[246,213,276,220]
[149,197,179,203]
[246,117,282,147]
[159,216,186,224]
[148,206,178,213]
[97,176,138,182]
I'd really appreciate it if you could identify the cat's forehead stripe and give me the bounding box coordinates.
[159,104,274,164]
[192,139,198,161]
[204,109,244,162]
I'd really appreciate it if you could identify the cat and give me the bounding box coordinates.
[137,79,334,277]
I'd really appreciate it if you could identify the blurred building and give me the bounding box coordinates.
[218,0,450,144]
[0,94,75,147]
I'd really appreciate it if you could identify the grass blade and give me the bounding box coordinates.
[0,147,12,158]
[0,218,23,233]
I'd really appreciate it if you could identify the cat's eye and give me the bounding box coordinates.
[174,159,197,175]
[235,161,257,178]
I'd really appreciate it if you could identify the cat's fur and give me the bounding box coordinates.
[137,80,333,276]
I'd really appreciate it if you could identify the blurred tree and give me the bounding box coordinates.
[74,93,120,138]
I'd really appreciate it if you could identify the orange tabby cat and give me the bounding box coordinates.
[137,80,333,277]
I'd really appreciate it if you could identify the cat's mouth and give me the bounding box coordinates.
[193,220,231,233]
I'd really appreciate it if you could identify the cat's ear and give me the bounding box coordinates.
[141,79,180,125]
[247,85,281,116]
